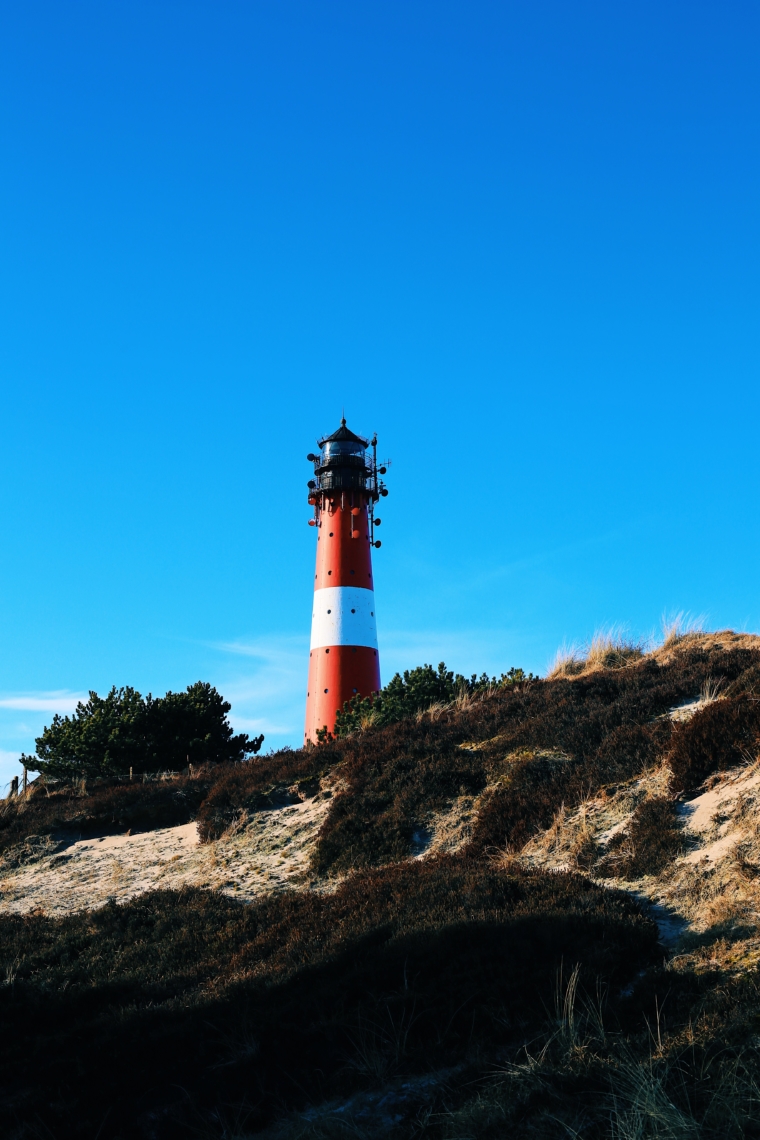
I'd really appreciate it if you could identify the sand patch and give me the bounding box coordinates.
[0,788,334,917]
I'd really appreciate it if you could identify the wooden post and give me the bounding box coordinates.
[10,776,18,797]
[129,766,133,781]
[22,768,27,794]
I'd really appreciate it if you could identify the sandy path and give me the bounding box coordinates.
[0,791,334,917]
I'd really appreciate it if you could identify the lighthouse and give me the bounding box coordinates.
[304,419,387,743]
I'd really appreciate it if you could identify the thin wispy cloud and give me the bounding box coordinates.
[233,716,293,734]
[206,635,309,742]
[380,626,538,678]
[213,636,307,662]
[0,691,87,713]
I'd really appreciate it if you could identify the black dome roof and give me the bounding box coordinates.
[317,418,369,449]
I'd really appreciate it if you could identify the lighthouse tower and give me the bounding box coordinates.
[304,419,387,743]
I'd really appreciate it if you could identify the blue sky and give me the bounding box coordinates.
[0,1,758,787]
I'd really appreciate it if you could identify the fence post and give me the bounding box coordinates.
[22,768,27,795]
[10,776,19,797]
[129,766,133,781]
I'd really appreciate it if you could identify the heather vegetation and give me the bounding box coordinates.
[315,642,759,873]
[599,796,686,879]
[0,862,660,1138]
[669,693,760,792]
[0,770,217,862]
[4,633,760,1136]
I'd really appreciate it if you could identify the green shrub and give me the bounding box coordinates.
[28,681,264,780]
[332,662,531,737]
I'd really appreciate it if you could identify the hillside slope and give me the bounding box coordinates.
[2,631,760,1138]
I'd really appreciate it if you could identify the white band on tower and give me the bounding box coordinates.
[310,586,378,650]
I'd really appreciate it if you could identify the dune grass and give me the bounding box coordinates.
[548,626,645,679]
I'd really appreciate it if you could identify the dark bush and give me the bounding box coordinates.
[0,860,657,1139]
[669,695,760,792]
[0,745,333,854]
[469,720,672,856]
[725,661,760,698]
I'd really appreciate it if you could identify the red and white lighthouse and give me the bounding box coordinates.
[304,419,387,743]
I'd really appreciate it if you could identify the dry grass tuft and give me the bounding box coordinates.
[547,643,585,679]
[453,687,477,713]
[420,700,450,722]
[547,628,644,680]
[585,627,646,672]
[700,675,724,705]
[358,707,379,731]
[661,611,706,650]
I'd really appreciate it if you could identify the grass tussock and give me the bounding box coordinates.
[547,642,585,679]
[585,626,646,671]
[661,611,706,650]
[548,627,645,680]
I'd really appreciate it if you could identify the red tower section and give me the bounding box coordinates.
[304,420,388,743]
